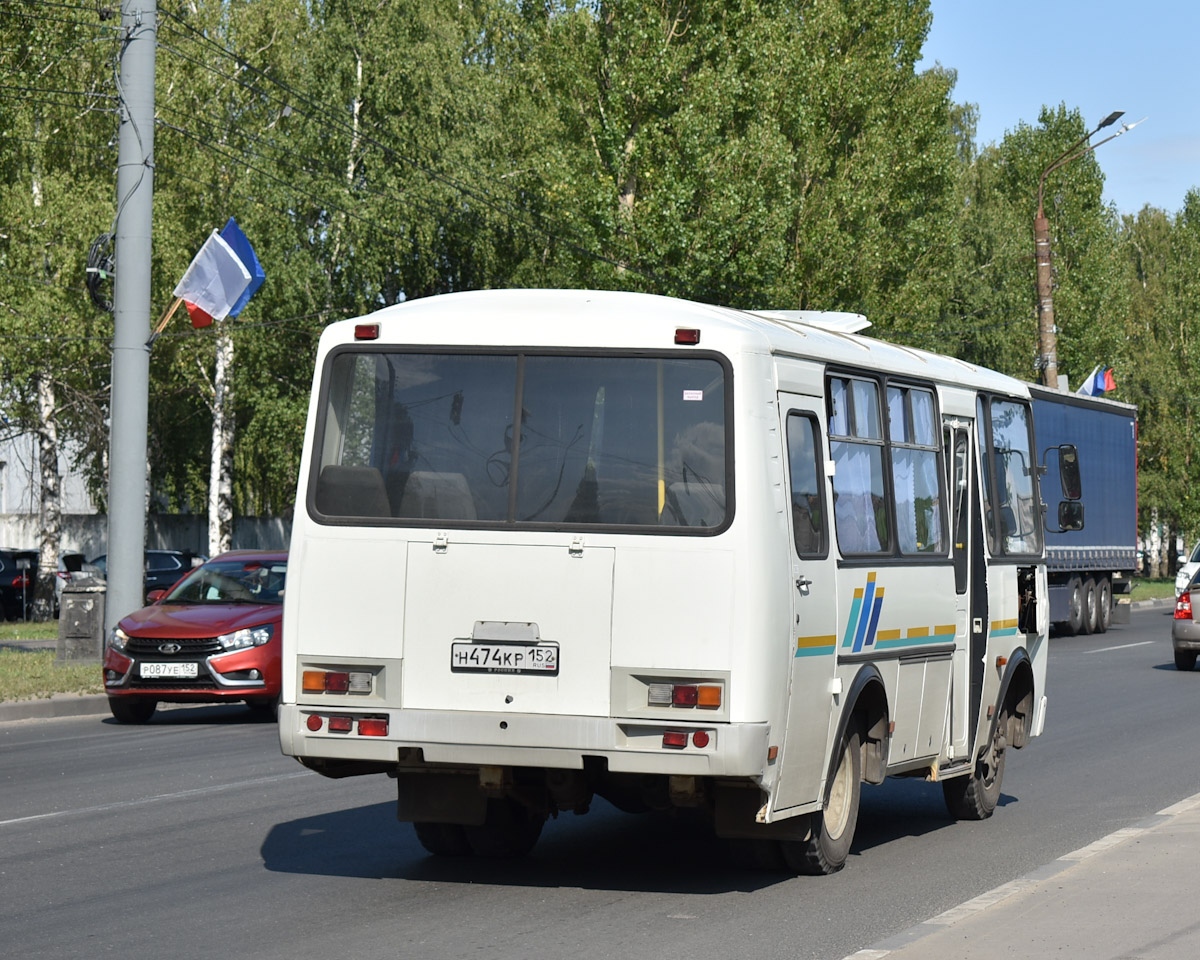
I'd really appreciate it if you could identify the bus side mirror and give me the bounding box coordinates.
[1057,500,1084,532]
[1058,444,1081,501]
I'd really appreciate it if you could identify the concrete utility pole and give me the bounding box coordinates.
[106,0,156,631]
[1034,110,1138,391]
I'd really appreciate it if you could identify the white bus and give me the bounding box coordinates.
[279,289,1081,874]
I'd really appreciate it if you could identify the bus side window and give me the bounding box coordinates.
[787,413,828,558]
[829,376,890,555]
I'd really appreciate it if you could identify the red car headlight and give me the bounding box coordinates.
[216,623,275,651]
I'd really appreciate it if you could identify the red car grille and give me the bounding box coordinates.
[125,636,224,657]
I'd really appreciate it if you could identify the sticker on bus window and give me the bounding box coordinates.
[683,390,703,401]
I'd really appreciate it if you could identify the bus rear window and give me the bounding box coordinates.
[310,350,730,531]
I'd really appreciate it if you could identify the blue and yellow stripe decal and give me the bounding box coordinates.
[795,634,837,657]
[990,618,1020,638]
[837,572,956,654]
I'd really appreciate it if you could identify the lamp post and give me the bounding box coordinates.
[1034,110,1127,390]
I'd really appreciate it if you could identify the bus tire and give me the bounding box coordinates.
[1095,578,1112,634]
[1064,578,1085,635]
[413,821,473,857]
[943,715,1006,820]
[1081,578,1098,635]
[782,729,861,875]
[463,798,544,859]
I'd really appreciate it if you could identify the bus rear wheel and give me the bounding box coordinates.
[413,821,472,857]
[463,798,544,859]
[782,729,861,875]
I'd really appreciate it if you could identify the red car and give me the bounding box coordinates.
[103,550,286,724]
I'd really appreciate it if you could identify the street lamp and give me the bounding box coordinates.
[1034,110,1138,389]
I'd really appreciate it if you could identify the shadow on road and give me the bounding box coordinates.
[259,777,994,894]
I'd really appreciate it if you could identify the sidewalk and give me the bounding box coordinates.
[847,792,1200,960]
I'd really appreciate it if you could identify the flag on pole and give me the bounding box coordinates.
[149,220,266,346]
[172,230,252,328]
[218,217,265,319]
[1076,365,1116,397]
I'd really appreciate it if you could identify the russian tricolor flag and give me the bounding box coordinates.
[172,218,265,328]
[1076,364,1117,397]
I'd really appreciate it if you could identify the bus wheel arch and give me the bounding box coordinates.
[842,665,890,785]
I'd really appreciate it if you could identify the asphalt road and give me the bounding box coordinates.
[1,605,1195,960]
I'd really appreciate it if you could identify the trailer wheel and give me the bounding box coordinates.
[782,729,861,875]
[1095,578,1112,634]
[413,822,473,857]
[1081,578,1098,635]
[1064,577,1085,635]
[463,798,544,859]
[943,713,1006,820]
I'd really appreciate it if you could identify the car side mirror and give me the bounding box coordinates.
[146,589,167,603]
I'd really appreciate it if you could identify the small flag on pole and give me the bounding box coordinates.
[1076,365,1116,397]
[218,217,265,319]
[150,219,265,345]
[173,230,251,328]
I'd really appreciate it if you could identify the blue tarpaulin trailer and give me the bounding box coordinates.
[1030,386,1138,635]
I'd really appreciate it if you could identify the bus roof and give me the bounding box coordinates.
[326,289,1031,398]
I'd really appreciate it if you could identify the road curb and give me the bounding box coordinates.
[0,693,109,723]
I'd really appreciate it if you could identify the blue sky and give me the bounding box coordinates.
[919,1,1199,216]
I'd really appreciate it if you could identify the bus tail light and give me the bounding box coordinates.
[662,731,688,749]
[648,682,722,709]
[358,718,389,737]
[302,669,373,694]
[304,714,389,737]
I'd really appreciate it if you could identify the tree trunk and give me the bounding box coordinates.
[36,374,61,619]
[207,330,234,557]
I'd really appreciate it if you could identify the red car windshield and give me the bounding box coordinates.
[165,558,287,604]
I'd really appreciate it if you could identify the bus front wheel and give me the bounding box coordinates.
[943,715,1006,820]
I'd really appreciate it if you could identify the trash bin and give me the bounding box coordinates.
[56,577,107,664]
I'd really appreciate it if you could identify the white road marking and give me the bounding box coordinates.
[0,770,310,827]
[1088,640,1155,654]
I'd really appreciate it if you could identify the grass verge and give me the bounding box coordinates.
[1,620,103,702]
[1130,578,1178,602]
[0,648,104,702]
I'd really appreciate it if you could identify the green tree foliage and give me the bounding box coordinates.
[949,105,1129,383]
[1120,196,1200,542]
[0,5,116,472]
[4,0,1199,555]
[522,0,961,330]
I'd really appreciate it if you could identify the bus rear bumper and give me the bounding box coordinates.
[279,704,770,777]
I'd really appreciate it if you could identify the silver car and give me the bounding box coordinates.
[1172,573,1200,670]
[1177,541,1200,596]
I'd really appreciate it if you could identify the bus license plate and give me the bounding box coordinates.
[450,642,559,676]
[140,661,198,679]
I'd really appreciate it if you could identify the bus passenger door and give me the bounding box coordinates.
[773,397,840,813]
[946,421,986,758]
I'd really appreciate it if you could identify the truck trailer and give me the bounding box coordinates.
[1029,386,1138,635]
